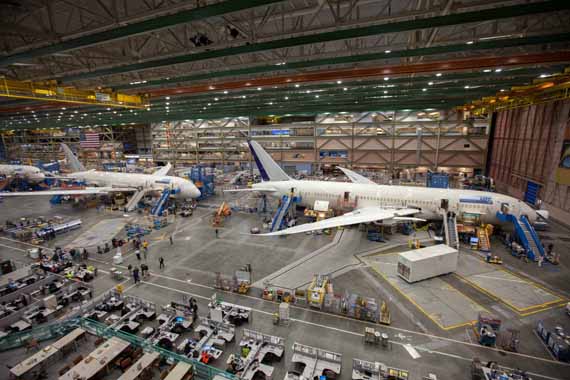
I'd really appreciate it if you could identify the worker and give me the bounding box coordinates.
[169,235,173,245]
[159,257,165,270]
[215,229,219,238]
[142,240,149,252]
[143,248,148,261]
[127,264,133,277]
[135,249,141,261]
[141,263,149,278]
[132,267,140,284]
[486,251,492,263]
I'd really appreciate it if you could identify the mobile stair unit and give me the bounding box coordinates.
[270,194,301,232]
[496,210,545,261]
[151,188,171,216]
[442,211,459,249]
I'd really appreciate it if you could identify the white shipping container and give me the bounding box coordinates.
[397,245,458,283]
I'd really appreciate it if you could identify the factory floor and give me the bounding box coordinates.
[0,196,569,380]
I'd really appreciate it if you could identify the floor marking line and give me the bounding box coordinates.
[128,279,566,380]
[85,254,570,368]
[0,242,27,252]
[136,267,570,367]
[403,344,421,359]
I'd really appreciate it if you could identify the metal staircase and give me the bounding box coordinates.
[443,211,459,249]
[125,190,147,212]
[496,211,545,261]
[270,194,300,232]
[151,188,171,216]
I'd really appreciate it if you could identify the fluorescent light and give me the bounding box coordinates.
[384,50,391,53]
[295,84,300,88]
[483,69,492,73]
[257,87,262,91]
[436,73,442,77]
[495,68,502,72]
[422,88,427,92]
[165,97,170,100]
[214,97,219,101]
[284,96,289,100]
[428,82,434,85]
[223,90,228,94]
[466,41,474,45]
[315,95,319,98]
[539,74,549,78]
[336,80,342,84]
[343,87,348,91]
[384,77,389,81]
[500,89,506,92]
[464,85,470,89]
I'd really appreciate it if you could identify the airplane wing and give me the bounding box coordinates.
[153,163,172,177]
[338,167,376,185]
[0,187,137,197]
[258,207,419,236]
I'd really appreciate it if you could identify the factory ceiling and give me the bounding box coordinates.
[0,0,569,129]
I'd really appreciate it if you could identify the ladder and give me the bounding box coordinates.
[478,227,491,252]
[151,188,171,216]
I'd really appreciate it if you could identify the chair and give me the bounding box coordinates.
[25,338,39,352]
[58,365,71,376]
[72,355,84,365]
[94,337,105,347]
[120,358,132,372]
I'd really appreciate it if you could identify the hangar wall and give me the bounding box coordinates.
[488,99,570,224]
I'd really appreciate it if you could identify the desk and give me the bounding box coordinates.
[117,321,140,334]
[164,361,192,380]
[52,328,85,351]
[59,337,129,380]
[10,320,31,332]
[117,352,160,380]
[10,345,59,378]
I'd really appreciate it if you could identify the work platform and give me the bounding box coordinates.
[65,218,127,250]
[252,228,363,290]
[454,254,563,314]
[366,253,487,330]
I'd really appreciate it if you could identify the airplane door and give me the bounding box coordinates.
[344,192,350,202]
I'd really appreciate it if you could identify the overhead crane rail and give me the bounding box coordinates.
[0,77,149,109]
[461,67,570,116]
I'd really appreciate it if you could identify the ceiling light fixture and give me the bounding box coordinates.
[436,73,442,77]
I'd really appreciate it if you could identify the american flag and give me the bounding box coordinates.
[80,132,100,148]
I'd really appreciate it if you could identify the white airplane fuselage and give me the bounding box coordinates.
[253,180,541,224]
[70,170,200,199]
[0,164,45,183]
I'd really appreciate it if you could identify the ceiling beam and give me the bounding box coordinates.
[55,0,570,83]
[0,0,283,67]
[146,51,570,97]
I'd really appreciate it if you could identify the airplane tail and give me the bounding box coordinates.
[60,143,86,172]
[247,140,291,182]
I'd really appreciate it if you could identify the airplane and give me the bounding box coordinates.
[229,140,548,236]
[0,164,46,183]
[1,144,201,208]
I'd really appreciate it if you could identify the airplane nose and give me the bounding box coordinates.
[192,186,201,198]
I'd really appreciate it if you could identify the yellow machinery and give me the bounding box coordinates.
[461,67,570,116]
[0,77,149,109]
[477,224,494,252]
[212,202,231,227]
[307,274,330,309]
[379,301,391,325]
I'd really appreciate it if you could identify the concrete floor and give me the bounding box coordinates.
[366,252,488,330]
[1,196,570,380]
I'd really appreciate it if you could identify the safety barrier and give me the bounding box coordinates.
[0,317,236,380]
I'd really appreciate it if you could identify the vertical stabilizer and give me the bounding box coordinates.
[60,143,86,172]
[247,140,290,182]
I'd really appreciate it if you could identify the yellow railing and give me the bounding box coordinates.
[0,77,149,109]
